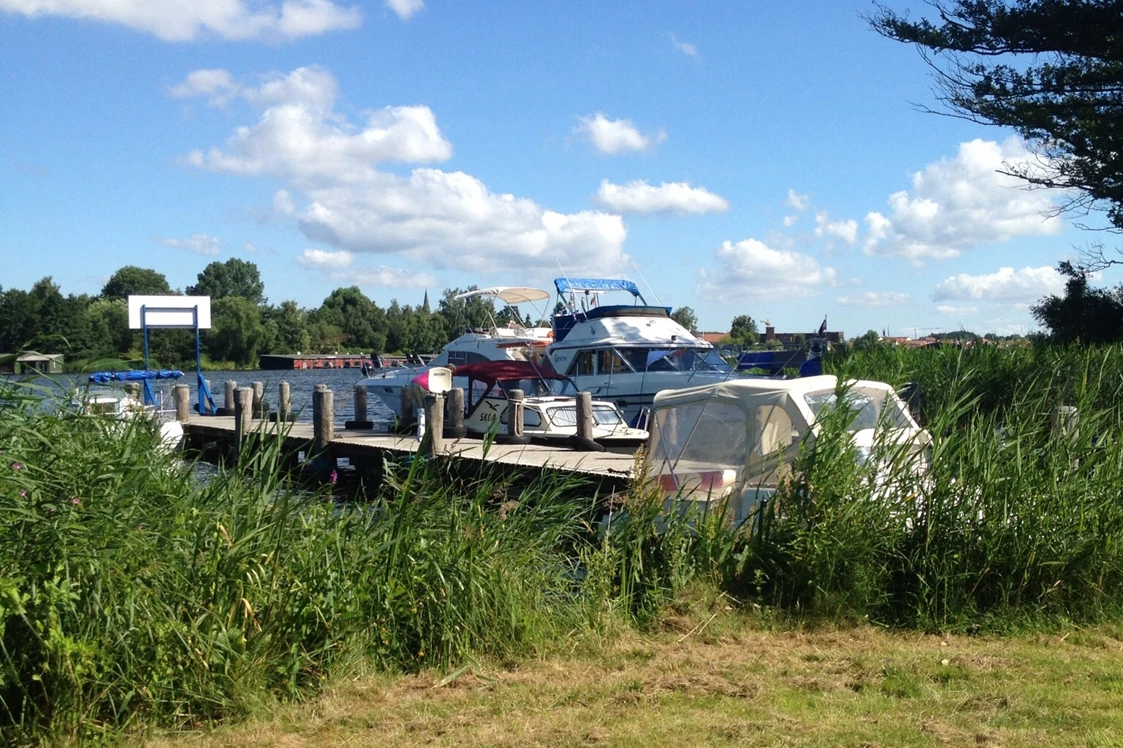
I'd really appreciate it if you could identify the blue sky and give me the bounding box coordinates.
[3,0,1117,338]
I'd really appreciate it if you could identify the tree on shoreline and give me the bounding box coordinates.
[870,0,1123,232]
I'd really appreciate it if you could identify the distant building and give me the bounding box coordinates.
[0,353,65,374]
[762,323,844,346]
[699,331,728,344]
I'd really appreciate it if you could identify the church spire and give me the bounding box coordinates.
[422,289,430,312]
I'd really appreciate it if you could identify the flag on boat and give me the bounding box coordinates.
[817,317,827,337]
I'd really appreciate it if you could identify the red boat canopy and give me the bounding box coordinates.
[451,360,568,386]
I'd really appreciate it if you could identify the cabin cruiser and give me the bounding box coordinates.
[647,375,931,525]
[361,286,553,417]
[452,361,648,451]
[540,278,739,425]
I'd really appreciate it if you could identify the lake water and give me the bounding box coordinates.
[6,368,396,428]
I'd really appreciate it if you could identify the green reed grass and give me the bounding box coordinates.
[3,343,1123,742]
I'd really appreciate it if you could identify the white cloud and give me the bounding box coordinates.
[183,66,630,276]
[697,238,836,301]
[786,189,809,212]
[837,291,910,307]
[594,179,729,215]
[153,233,220,256]
[814,212,858,245]
[0,0,361,41]
[180,67,452,181]
[169,69,239,106]
[349,266,435,288]
[864,138,1064,263]
[936,304,979,315]
[296,248,353,269]
[575,113,666,155]
[385,0,422,20]
[670,33,697,57]
[932,265,1065,303]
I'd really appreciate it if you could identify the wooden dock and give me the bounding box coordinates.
[183,415,637,487]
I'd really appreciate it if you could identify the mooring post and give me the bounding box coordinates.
[1052,405,1079,445]
[313,385,334,454]
[346,384,373,429]
[223,380,236,416]
[251,381,268,418]
[446,387,466,439]
[173,384,191,423]
[277,381,291,421]
[576,391,594,440]
[424,393,445,456]
[234,386,253,455]
[400,386,415,429]
[508,388,525,438]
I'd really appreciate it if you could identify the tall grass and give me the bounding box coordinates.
[3,343,1123,741]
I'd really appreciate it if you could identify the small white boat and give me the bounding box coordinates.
[83,370,186,452]
[647,375,930,523]
[361,286,553,418]
[451,361,648,451]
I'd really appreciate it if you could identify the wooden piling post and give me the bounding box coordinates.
[1052,405,1079,444]
[234,386,253,455]
[277,381,291,421]
[251,381,269,418]
[576,392,594,440]
[507,388,525,438]
[313,385,334,454]
[346,384,373,429]
[399,386,415,429]
[445,387,466,439]
[173,384,191,422]
[222,380,236,416]
[424,393,445,455]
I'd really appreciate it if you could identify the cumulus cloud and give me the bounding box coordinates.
[152,233,220,256]
[594,179,729,215]
[575,113,666,155]
[296,248,353,269]
[932,265,1065,303]
[786,189,809,212]
[181,66,630,276]
[936,304,979,315]
[0,0,361,41]
[697,238,836,301]
[670,33,697,57]
[385,0,422,19]
[836,291,910,307]
[814,212,858,245]
[864,138,1064,263]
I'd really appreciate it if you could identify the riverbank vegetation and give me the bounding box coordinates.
[2,343,1123,743]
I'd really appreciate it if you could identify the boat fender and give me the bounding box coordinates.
[567,434,606,452]
[345,419,374,430]
[494,433,532,445]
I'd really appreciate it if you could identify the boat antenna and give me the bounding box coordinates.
[555,257,575,312]
[632,261,662,306]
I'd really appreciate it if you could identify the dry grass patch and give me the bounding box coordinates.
[143,614,1123,748]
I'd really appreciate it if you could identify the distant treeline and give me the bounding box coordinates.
[0,260,537,370]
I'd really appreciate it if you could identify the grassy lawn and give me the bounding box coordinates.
[146,614,1123,747]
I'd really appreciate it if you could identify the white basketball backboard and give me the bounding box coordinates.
[128,296,211,329]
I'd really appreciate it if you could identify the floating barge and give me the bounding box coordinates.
[259,354,421,370]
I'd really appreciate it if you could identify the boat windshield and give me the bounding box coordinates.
[499,377,574,398]
[618,347,725,373]
[803,389,913,431]
[548,403,625,427]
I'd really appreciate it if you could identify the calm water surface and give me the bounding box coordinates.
[7,368,394,427]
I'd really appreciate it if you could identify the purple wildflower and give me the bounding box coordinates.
[329,469,338,485]
[70,496,81,506]
[19,490,27,499]
[10,461,21,471]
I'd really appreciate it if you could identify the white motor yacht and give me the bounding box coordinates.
[360,286,553,418]
[541,278,740,426]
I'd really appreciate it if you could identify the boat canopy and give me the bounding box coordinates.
[554,278,643,300]
[453,286,550,304]
[451,360,568,385]
[88,370,184,384]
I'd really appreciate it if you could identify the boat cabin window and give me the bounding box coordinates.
[568,350,595,377]
[501,408,542,428]
[617,347,722,373]
[803,389,912,431]
[597,349,631,375]
[447,351,492,367]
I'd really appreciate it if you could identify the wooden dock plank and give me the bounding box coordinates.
[183,416,637,480]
